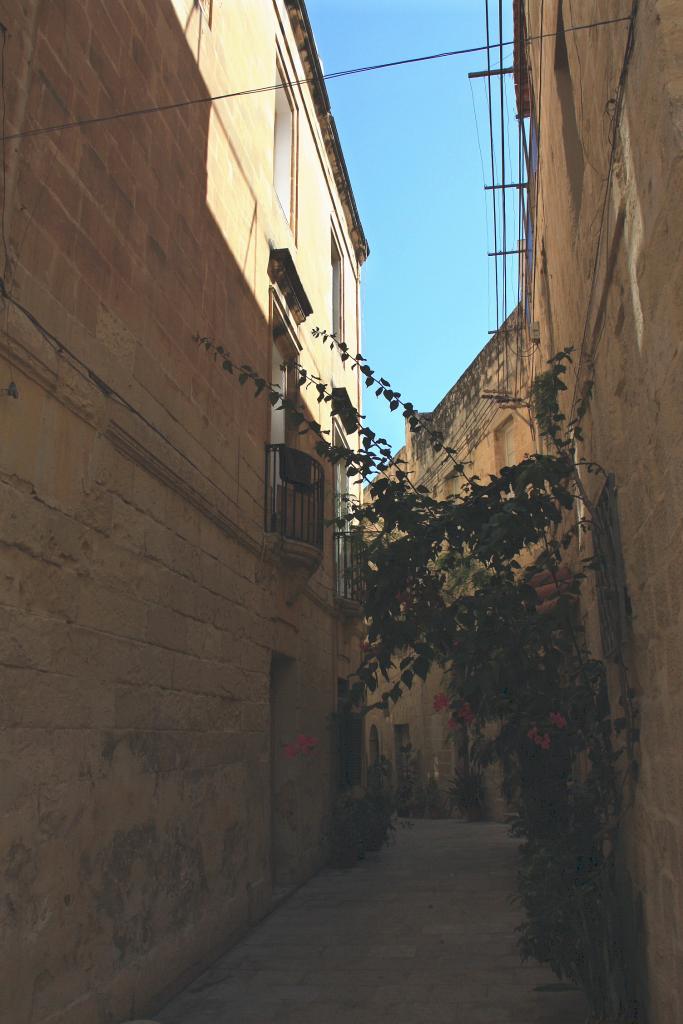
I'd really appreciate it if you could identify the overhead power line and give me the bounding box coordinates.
[484,0,501,352]
[1,16,632,144]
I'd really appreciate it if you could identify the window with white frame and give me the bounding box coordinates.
[269,314,299,446]
[273,68,294,223]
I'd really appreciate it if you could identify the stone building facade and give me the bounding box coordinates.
[514,1,683,1020]
[364,312,535,820]
[0,2,366,1021]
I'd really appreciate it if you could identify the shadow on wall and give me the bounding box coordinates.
[1,2,335,1023]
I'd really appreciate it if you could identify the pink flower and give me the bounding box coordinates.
[447,716,459,731]
[296,734,319,754]
[458,703,475,725]
[433,693,449,712]
[283,735,319,759]
[549,712,567,729]
[528,727,551,750]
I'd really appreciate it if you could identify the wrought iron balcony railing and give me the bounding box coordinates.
[265,444,324,552]
[334,530,365,603]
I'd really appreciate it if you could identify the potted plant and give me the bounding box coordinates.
[449,766,486,821]
[448,722,489,821]
[395,743,421,817]
[329,793,364,868]
[425,775,447,818]
[358,757,395,851]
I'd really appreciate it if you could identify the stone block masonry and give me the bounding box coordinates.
[520,2,683,1020]
[0,0,367,1020]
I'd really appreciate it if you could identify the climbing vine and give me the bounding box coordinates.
[195,331,638,1023]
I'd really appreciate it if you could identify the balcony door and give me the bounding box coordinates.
[269,303,299,447]
[270,341,287,445]
[333,421,355,598]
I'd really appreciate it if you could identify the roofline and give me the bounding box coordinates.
[285,1,370,265]
[424,306,523,421]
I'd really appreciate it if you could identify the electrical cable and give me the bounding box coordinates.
[0,17,632,144]
[498,0,508,352]
[413,393,490,490]
[528,0,546,327]
[467,401,501,456]
[484,0,501,359]
[469,78,491,331]
[515,79,524,400]
[520,10,540,393]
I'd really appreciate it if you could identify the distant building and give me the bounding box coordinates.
[0,1,366,1020]
[364,309,534,820]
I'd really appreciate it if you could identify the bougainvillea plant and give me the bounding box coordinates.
[196,330,639,1023]
[283,735,319,759]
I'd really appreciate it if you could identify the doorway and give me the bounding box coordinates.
[269,653,299,890]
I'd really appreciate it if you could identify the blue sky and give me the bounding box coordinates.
[306,0,516,451]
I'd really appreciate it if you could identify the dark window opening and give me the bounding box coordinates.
[593,475,630,659]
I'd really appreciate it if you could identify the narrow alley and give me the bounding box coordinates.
[2,2,681,1022]
[157,822,586,1024]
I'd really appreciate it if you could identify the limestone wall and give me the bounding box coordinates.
[0,1,365,1021]
[521,1,683,1018]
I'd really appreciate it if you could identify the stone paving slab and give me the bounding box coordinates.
[157,821,587,1024]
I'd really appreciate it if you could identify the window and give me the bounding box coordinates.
[269,316,299,446]
[265,308,322,550]
[273,67,295,223]
[331,233,342,341]
[270,342,287,446]
[496,417,516,468]
[442,470,462,500]
[333,420,363,601]
[332,420,350,519]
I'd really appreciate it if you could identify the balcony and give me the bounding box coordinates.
[265,444,324,556]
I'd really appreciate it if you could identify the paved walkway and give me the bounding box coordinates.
[158,821,586,1024]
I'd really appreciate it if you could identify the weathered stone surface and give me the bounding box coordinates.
[521,2,683,1021]
[157,821,587,1024]
[0,1,365,1021]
